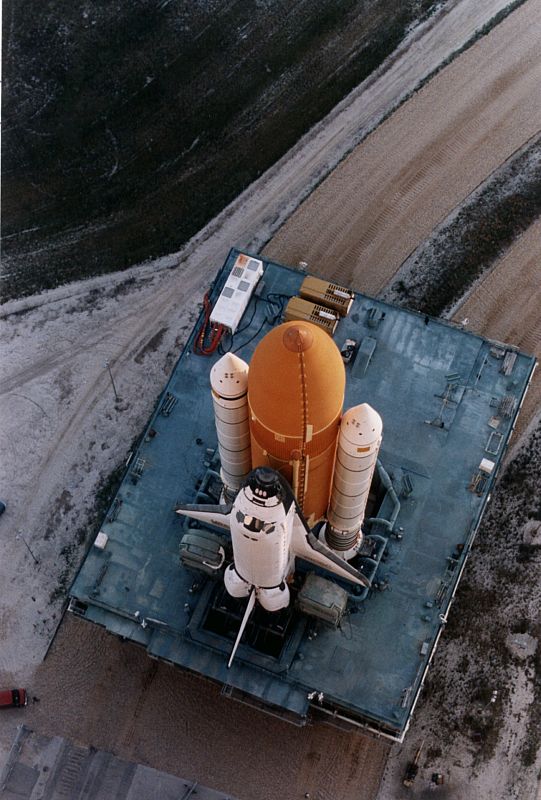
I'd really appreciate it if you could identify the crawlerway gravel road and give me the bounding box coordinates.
[263,0,541,294]
[1,2,540,799]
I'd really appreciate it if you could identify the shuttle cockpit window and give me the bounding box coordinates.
[236,510,275,534]
[243,515,265,533]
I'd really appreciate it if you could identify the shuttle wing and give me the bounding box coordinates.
[175,502,232,531]
[291,515,371,588]
[271,473,371,588]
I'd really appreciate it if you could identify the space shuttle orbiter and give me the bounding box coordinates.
[177,466,370,605]
[177,465,370,665]
[177,318,383,665]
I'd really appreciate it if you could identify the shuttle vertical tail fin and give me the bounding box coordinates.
[228,588,256,669]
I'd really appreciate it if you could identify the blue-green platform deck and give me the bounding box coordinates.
[70,250,536,741]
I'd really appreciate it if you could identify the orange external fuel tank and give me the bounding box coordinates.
[247,320,345,524]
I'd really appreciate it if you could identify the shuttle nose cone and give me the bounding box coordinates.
[248,467,283,500]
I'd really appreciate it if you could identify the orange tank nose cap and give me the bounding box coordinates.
[283,324,314,353]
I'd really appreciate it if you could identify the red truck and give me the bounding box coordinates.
[0,689,27,708]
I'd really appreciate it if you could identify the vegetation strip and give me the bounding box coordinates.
[381,134,541,316]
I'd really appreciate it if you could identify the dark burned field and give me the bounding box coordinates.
[1,0,438,299]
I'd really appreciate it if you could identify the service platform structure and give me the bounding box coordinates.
[69,249,536,742]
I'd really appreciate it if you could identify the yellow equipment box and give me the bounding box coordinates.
[284,296,339,335]
[299,275,354,317]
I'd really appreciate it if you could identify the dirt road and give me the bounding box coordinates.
[263,0,541,295]
[20,614,388,800]
[452,217,541,439]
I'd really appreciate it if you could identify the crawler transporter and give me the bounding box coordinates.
[70,250,536,741]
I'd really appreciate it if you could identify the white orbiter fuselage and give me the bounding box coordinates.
[176,467,370,665]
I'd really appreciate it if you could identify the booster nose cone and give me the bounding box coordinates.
[341,403,382,448]
[211,352,248,398]
[326,403,383,557]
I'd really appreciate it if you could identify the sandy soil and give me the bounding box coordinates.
[16,614,388,800]
[379,132,541,316]
[263,0,541,295]
[1,2,540,799]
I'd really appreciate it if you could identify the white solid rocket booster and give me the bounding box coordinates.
[326,403,382,558]
[210,353,252,500]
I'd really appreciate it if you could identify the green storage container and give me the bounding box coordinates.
[179,529,227,576]
[297,572,348,627]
